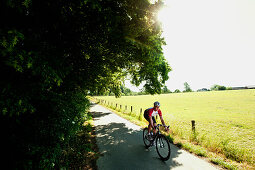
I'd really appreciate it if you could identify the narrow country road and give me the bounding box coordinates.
[91,103,219,170]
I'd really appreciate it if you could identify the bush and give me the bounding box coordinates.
[210,85,226,91]
[226,87,232,90]
[174,89,181,93]
[218,86,226,90]
[1,90,90,169]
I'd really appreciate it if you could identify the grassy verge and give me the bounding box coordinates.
[60,111,99,169]
[90,97,254,170]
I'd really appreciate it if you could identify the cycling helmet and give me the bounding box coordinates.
[154,101,160,107]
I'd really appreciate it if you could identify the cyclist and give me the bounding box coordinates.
[144,101,169,139]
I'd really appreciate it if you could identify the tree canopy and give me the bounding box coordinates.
[210,84,227,91]
[0,0,171,168]
[183,82,192,92]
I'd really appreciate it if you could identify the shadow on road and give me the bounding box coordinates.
[92,111,183,170]
[92,111,111,119]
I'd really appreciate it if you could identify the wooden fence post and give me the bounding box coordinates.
[139,108,143,120]
[191,120,195,132]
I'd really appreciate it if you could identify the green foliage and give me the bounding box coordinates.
[162,85,171,94]
[1,89,90,169]
[210,84,227,91]
[0,0,170,168]
[183,82,192,92]
[174,89,181,93]
[60,122,99,169]
[226,87,232,90]
[120,86,132,96]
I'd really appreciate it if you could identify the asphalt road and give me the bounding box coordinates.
[91,103,219,170]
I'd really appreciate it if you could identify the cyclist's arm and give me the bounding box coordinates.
[159,116,166,126]
[160,116,169,131]
[148,109,155,128]
[149,116,155,128]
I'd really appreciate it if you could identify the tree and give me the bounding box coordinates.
[183,82,192,92]
[211,85,218,91]
[120,86,133,96]
[162,85,171,93]
[174,89,181,93]
[0,0,171,168]
[211,84,226,91]
[218,86,226,90]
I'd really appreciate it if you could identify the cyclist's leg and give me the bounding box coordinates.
[147,116,157,134]
[144,111,151,133]
[152,116,157,134]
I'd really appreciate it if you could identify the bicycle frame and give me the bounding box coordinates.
[150,124,169,145]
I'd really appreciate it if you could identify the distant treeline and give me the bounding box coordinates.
[95,84,255,97]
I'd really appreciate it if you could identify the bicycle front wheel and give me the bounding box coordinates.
[143,128,151,148]
[156,134,171,161]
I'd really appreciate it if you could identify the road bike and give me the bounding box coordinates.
[143,124,171,161]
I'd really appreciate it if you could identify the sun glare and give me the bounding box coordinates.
[157,7,167,24]
[157,4,171,36]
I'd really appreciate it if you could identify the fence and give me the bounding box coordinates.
[96,98,143,120]
[94,98,196,132]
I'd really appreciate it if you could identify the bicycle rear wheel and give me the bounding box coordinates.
[156,134,171,161]
[143,128,151,148]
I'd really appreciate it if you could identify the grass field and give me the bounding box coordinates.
[95,89,255,167]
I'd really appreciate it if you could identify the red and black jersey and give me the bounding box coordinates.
[146,107,162,117]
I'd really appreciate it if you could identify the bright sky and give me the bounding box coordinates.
[126,0,255,92]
